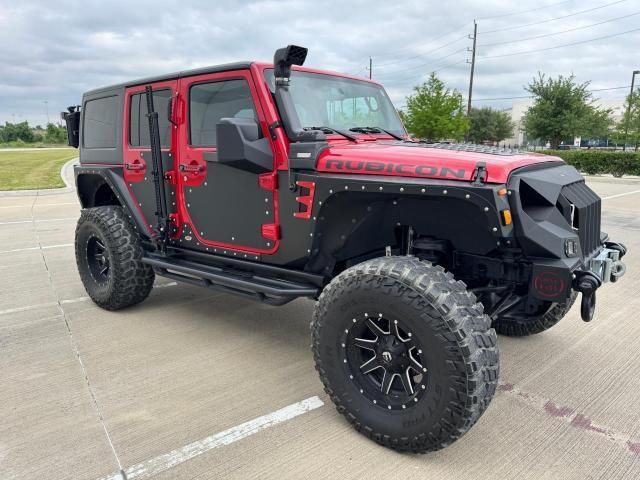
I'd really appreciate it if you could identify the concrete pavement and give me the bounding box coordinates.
[1,177,640,479]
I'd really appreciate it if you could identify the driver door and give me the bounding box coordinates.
[176,70,279,254]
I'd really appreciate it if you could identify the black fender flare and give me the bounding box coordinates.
[75,165,150,238]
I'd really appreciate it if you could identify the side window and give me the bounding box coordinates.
[189,79,256,147]
[83,95,118,149]
[129,89,172,147]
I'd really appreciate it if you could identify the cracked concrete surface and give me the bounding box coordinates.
[1,176,640,479]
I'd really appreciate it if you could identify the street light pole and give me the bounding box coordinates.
[623,70,639,151]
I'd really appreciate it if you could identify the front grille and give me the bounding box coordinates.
[560,181,602,257]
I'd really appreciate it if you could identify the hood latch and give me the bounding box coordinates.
[472,161,487,185]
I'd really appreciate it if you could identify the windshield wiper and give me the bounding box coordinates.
[305,126,358,142]
[349,126,404,141]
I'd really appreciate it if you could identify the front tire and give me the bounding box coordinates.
[75,206,154,310]
[492,293,577,337]
[311,257,499,453]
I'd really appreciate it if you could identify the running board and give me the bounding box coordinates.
[142,255,320,305]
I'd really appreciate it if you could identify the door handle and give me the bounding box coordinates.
[179,164,204,173]
[125,162,145,171]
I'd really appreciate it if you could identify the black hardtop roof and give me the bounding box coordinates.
[84,61,253,96]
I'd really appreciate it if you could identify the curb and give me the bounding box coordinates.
[0,157,78,197]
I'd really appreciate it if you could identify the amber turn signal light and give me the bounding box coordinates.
[501,209,512,225]
[497,188,508,196]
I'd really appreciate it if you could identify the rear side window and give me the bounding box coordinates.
[129,89,172,147]
[189,79,256,147]
[83,95,118,149]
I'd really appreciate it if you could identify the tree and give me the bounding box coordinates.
[44,123,67,144]
[0,121,34,143]
[468,107,515,144]
[401,73,468,141]
[522,73,612,149]
[613,87,640,150]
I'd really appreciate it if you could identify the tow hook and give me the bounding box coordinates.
[573,271,602,322]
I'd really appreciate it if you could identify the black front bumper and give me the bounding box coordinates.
[508,164,628,319]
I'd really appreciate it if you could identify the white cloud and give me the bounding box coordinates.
[0,0,638,125]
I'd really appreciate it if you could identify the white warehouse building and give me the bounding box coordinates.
[502,97,628,147]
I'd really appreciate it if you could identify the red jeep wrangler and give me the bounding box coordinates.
[63,45,626,453]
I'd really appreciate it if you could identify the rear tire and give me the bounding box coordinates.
[492,293,578,337]
[75,206,154,310]
[311,256,499,453]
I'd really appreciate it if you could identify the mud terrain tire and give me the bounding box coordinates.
[311,256,499,453]
[75,206,154,310]
[492,293,578,337]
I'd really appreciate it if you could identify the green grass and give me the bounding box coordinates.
[0,149,77,190]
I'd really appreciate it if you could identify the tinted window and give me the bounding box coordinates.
[83,95,118,148]
[129,89,172,147]
[189,79,256,146]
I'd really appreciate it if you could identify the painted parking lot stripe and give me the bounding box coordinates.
[97,396,325,480]
[0,201,78,209]
[601,189,640,201]
[0,217,77,226]
[0,282,178,315]
[0,243,73,254]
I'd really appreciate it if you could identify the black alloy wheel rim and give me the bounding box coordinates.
[86,235,111,282]
[343,313,428,410]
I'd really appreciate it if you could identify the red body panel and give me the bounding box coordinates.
[117,62,563,259]
[316,142,563,184]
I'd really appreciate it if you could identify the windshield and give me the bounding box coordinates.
[264,70,405,136]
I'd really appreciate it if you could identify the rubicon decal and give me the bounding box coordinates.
[317,158,468,180]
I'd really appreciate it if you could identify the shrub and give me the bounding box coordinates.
[543,150,640,177]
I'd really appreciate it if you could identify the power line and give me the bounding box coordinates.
[377,47,467,77]
[481,0,627,35]
[434,59,468,74]
[375,34,468,68]
[478,11,640,48]
[479,26,640,59]
[472,85,631,102]
[380,58,468,88]
[477,0,574,21]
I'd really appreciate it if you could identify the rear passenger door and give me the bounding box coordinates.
[123,81,178,234]
[176,70,277,254]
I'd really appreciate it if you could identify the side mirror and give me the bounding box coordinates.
[61,106,81,148]
[214,118,273,173]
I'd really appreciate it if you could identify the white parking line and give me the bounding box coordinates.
[601,189,640,201]
[0,282,178,316]
[0,202,78,209]
[0,243,73,254]
[97,396,325,480]
[0,217,77,226]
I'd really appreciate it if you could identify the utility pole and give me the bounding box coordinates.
[369,57,372,79]
[623,70,639,151]
[467,20,478,116]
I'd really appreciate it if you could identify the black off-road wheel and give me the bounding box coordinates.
[312,256,499,453]
[75,206,154,311]
[492,293,578,337]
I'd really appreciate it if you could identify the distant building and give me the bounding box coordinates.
[502,97,628,147]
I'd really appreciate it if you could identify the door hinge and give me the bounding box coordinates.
[268,121,281,140]
[261,223,280,241]
[259,172,278,191]
[164,171,176,184]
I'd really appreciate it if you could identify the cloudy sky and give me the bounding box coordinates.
[1,0,638,126]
